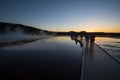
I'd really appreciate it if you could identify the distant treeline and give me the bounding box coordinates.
[92,32,120,37]
[55,31,120,38]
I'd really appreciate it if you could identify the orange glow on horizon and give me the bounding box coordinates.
[50,29,120,33]
[48,25,120,32]
[42,24,120,33]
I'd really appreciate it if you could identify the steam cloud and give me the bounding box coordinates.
[0,27,51,42]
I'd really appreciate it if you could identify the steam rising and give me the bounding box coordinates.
[0,27,51,42]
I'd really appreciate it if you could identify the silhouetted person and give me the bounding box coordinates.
[70,34,83,47]
[73,38,83,47]
[90,33,95,46]
[71,32,78,40]
[74,33,78,39]
[85,33,90,46]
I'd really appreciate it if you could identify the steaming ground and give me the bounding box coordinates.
[0,28,52,42]
[0,34,49,42]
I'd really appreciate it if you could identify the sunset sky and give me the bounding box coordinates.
[0,0,120,32]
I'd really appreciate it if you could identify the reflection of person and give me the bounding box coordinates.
[71,32,78,40]
[90,33,95,46]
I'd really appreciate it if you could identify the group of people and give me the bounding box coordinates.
[71,32,96,47]
[81,33,95,46]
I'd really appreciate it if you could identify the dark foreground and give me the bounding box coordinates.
[0,36,83,80]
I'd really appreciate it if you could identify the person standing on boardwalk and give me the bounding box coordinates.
[85,33,90,46]
[90,33,95,46]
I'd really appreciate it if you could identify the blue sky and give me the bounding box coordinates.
[0,0,120,32]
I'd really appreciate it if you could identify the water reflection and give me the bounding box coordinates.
[0,36,82,80]
[0,39,39,48]
[90,45,94,53]
[85,44,95,60]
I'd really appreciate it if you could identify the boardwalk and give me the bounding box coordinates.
[83,44,120,80]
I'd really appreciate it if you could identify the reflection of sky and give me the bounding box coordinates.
[0,0,120,32]
[2,36,82,52]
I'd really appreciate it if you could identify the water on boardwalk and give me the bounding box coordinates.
[0,36,82,80]
[95,37,120,62]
